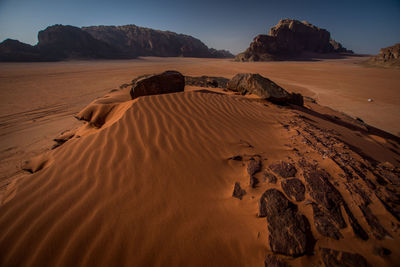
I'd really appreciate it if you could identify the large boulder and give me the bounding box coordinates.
[227,73,303,105]
[130,71,185,99]
[258,189,314,256]
[236,19,353,62]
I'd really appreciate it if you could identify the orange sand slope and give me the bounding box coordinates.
[1,84,400,266]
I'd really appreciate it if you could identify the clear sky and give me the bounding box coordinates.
[0,0,399,55]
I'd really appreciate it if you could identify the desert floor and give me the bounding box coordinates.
[0,56,400,266]
[1,56,399,190]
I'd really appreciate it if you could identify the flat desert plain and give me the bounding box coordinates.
[0,56,400,267]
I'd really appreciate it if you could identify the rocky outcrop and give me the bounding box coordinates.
[82,25,233,58]
[130,71,185,99]
[236,19,353,61]
[259,189,314,256]
[367,43,400,67]
[226,73,303,105]
[269,161,297,178]
[0,24,233,61]
[320,248,370,267]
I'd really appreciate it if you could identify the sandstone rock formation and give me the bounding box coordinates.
[367,43,400,67]
[0,24,233,61]
[130,71,185,99]
[236,19,353,61]
[82,25,233,58]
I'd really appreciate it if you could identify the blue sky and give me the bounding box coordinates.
[0,0,399,55]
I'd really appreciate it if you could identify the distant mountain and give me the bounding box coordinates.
[82,25,233,58]
[0,24,233,61]
[236,19,353,61]
[366,43,400,68]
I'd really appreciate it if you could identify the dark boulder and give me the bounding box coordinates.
[130,71,185,99]
[264,255,290,267]
[259,189,314,256]
[232,182,246,200]
[227,73,303,105]
[269,161,297,178]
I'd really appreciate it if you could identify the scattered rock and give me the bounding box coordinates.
[320,248,369,267]
[269,161,297,178]
[250,176,259,188]
[130,71,185,99]
[311,203,343,240]
[228,155,243,161]
[281,178,305,201]
[265,172,277,184]
[185,76,229,88]
[359,204,391,240]
[232,182,246,200]
[264,255,290,267]
[247,157,262,176]
[259,189,315,256]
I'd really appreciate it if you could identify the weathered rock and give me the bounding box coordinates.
[304,168,369,240]
[359,204,391,240]
[269,161,297,178]
[367,43,400,68]
[265,172,277,184]
[236,19,352,62]
[303,169,346,228]
[232,182,246,200]
[185,76,229,88]
[281,178,305,201]
[264,255,290,267]
[0,39,42,62]
[320,248,370,267]
[130,71,185,99]
[250,175,259,188]
[247,157,262,176]
[259,189,314,256]
[311,203,343,240]
[227,74,302,105]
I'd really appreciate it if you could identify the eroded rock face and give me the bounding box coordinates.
[259,189,314,256]
[367,43,400,67]
[236,19,352,62]
[269,161,297,178]
[320,248,370,267]
[281,178,305,201]
[0,39,42,62]
[130,71,185,99]
[82,25,234,58]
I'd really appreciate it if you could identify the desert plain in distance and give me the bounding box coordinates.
[0,56,400,266]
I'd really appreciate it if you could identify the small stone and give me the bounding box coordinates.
[232,182,246,200]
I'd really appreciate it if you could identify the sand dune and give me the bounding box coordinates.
[1,78,400,266]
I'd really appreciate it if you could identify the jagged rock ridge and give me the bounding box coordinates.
[0,24,234,61]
